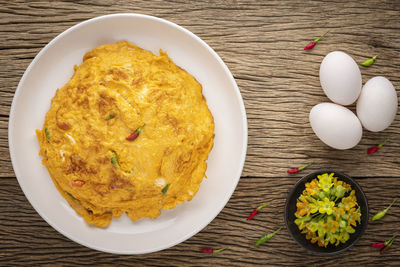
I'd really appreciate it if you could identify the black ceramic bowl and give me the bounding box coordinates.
[284,170,368,255]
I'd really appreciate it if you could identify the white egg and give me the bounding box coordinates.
[320,51,362,105]
[309,103,362,149]
[356,76,398,132]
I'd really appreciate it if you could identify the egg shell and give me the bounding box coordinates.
[356,76,398,132]
[320,51,362,105]
[309,103,362,149]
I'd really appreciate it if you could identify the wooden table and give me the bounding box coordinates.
[1,0,399,266]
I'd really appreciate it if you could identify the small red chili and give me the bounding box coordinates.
[72,180,85,187]
[247,209,258,221]
[287,168,299,174]
[380,245,389,254]
[246,203,270,221]
[304,42,316,50]
[304,30,330,50]
[370,235,397,255]
[370,242,385,248]
[57,122,71,130]
[287,162,313,174]
[367,146,379,154]
[367,136,391,154]
[126,124,145,141]
[200,247,227,254]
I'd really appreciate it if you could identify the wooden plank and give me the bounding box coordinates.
[1,0,399,265]
[0,176,399,265]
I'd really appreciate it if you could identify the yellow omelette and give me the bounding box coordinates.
[36,41,214,227]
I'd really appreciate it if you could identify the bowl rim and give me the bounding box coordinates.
[284,170,369,256]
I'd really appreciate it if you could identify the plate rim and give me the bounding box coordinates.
[8,13,248,254]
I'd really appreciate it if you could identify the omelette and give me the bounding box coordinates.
[36,41,214,227]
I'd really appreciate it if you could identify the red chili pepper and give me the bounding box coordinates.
[370,242,385,248]
[304,42,316,50]
[287,162,313,174]
[370,235,397,254]
[287,168,299,174]
[367,146,379,154]
[200,247,227,253]
[247,209,258,220]
[367,136,391,154]
[72,180,85,187]
[304,30,330,50]
[126,131,139,141]
[246,203,270,220]
[380,245,389,254]
[57,122,71,130]
[126,124,145,141]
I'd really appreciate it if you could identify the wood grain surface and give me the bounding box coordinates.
[1,0,400,266]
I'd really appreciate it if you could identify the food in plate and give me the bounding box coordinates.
[294,173,362,247]
[36,41,215,227]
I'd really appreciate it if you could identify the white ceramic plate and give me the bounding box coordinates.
[9,14,247,254]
